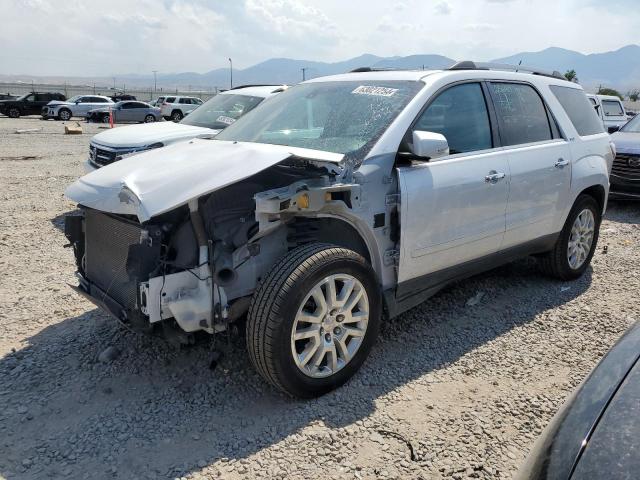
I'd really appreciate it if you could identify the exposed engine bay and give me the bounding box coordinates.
[64,159,371,342]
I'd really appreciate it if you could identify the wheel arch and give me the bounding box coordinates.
[288,215,380,274]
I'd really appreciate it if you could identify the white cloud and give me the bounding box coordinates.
[0,0,639,76]
[434,1,452,15]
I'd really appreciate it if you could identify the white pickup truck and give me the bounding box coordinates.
[587,94,628,133]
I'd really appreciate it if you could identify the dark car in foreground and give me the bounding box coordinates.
[86,100,161,124]
[517,321,640,480]
[610,115,640,199]
[0,92,66,118]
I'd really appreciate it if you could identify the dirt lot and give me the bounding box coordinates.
[1,116,639,480]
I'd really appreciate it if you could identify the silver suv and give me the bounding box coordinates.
[64,63,613,397]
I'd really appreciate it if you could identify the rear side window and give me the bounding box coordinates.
[550,86,604,136]
[489,82,553,146]
[179,98,190,104]
[165,97,176,103]
[413,82,493,154]
[602,100,624,117]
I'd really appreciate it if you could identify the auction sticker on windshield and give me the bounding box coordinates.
[352,86,398,97]
[216,115,237,125]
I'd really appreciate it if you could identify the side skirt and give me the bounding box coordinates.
[384,233,559,318]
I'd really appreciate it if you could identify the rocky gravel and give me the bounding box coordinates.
[1,116,639,479]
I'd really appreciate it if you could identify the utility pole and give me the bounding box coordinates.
[228,58,233,89]
[112,77,116,90]
[301,67,308,81]
[152,70,158,95]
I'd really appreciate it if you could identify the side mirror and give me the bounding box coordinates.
[410,131,449,160]
[608,125,620,134]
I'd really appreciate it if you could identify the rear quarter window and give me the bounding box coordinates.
[550,86,604,137]
[602,100,624,117]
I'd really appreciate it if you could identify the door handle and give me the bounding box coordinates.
[555,158,570,168]
[485,171,506,184]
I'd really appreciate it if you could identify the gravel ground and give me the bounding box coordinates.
[1,116,639,480]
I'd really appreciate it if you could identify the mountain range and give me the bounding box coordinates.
[2,46,639,91]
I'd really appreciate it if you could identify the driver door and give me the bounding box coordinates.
[397,82,509,288]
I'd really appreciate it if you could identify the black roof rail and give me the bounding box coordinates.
[349,67,401,73]
[229,84,287,90]
[448,61,566,81]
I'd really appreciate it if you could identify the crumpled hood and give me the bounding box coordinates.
[611,131,640,154]
[91,121,213,148]
[65,139,343,222]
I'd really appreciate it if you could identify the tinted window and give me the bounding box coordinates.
[23,94,35,102]
[602,100,624,116]
[179,98,190,104]
[413,82,492,154]
[165,97,176,103]
[550,86,605,136]
[94,97,109,103]
[489,82,553,146]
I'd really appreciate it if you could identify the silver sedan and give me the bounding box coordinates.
[87,101,161,124]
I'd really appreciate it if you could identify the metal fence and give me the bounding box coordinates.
[0,82,218,102]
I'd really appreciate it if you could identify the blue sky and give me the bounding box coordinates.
[2,0,639,76]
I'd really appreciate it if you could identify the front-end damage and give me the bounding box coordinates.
[64,141,372,341]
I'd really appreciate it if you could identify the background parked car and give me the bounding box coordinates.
[587,94,628,133]
[0,93,18,101]
[84,85,285,171]
[517,322,640,480]
[43,95,114,121]
[86,101,161,124]
[109,94,137,102]
[0,92,65,118]
[159,95,203,121]
[149,96,165,107]
[609,113,640,199]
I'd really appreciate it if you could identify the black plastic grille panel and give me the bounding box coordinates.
[612,154,640,180]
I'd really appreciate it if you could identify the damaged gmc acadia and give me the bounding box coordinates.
[64,65,613,397]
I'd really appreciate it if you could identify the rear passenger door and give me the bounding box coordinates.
[487,82,572,248]
[397,82,510,285]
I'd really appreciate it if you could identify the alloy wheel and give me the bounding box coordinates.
[567,208,595,270]
[291,274,369,378]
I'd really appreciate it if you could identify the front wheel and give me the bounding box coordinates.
[144,114,156,123]
[171,110,183,121]
[8,107,20,118]
[539,194,601,280]
[246,243,381,398]
[58,109,72,121]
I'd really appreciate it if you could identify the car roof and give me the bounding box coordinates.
[220,85,287,98]
[597,94,623,102]
[303,68,578,89]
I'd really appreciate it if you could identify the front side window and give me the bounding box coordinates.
[215,80,423,160]
[550,86,604,137]
[489,82,553,146]
[165,97,176,103]
[181,94,265,129]
[602,100,624,116]
[413,82,492,154]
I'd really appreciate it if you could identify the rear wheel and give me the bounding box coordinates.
[246,243,381,398]
[171,110,183,121]
[8,107,20,118]
[58,109,72,121]
[539,194,601,280]
[144,114,156,123]
[101,114,111,124]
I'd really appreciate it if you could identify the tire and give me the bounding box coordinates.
[58,109,72,121]
[539,194,601,280]
[144,114,156,123]
[8,107,20,118]
[246,243,381,398]
[101,114,111,124]
[171,110,183,122]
